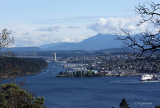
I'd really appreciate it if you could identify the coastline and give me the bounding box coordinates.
[55,71,143,77]
[0,57,48,80]
[0,68,47,80]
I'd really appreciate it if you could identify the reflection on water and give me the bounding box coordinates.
[9,62,160,108]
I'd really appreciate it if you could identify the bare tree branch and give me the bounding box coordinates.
[135,2,160,26]
[117,2,160,58]
[0,29,14,50]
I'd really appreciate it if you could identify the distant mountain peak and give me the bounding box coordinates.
[39,34,123,51]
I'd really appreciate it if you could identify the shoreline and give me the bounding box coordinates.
[55,73,142,77]
[0,69,46,80]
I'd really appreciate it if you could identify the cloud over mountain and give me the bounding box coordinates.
[88,17,158,35]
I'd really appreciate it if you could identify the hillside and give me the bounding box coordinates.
[0,57,48,79]
[39,34,123,51]
[15,48,127,58]
[1,47,41,52]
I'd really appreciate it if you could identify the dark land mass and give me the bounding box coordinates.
[38,34,122,51]
[1,47,41,52]
[15,48,129,58]
[56,71,106,77]
[0,57,48,79]
[15,50,90,57]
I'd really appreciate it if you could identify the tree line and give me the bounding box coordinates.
[0,57,48,79]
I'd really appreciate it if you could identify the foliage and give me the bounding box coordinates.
[0,82,45,108]
[0,28,46,107]
[87,71,93,77]
[0,29,14,49]
[0,57,48,79]
[119,98,130,108]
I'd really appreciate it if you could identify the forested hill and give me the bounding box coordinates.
[0,57,48,79]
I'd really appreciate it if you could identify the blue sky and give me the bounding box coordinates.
[0,0,159,47]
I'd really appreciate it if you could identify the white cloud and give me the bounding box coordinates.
[61,36,87,43]
[88,17,159,35]
[2,25,60,47]
[0,23,95,47]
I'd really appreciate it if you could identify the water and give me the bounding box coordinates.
[6,62,160,108]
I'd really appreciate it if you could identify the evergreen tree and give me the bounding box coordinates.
[0,28,46,107]
[119,98,130,108]
[0,82,45,108]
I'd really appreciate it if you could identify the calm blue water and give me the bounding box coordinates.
[6,62,160,108]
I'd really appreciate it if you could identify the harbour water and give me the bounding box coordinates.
[9,62,160,108]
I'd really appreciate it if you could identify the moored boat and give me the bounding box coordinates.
[141,74,153,81]
[141,74,158,81]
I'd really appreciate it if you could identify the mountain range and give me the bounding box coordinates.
[1,34,123,52]
[39,34,123,51]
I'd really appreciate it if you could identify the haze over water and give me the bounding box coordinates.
[10,62,160,108]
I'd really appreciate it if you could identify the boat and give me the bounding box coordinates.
[141,74,158,81]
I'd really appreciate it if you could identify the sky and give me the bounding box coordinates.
[0,0,159,47]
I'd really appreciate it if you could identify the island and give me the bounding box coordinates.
[56,70,106,77]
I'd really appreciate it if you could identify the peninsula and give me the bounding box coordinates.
[0,57,48,79]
